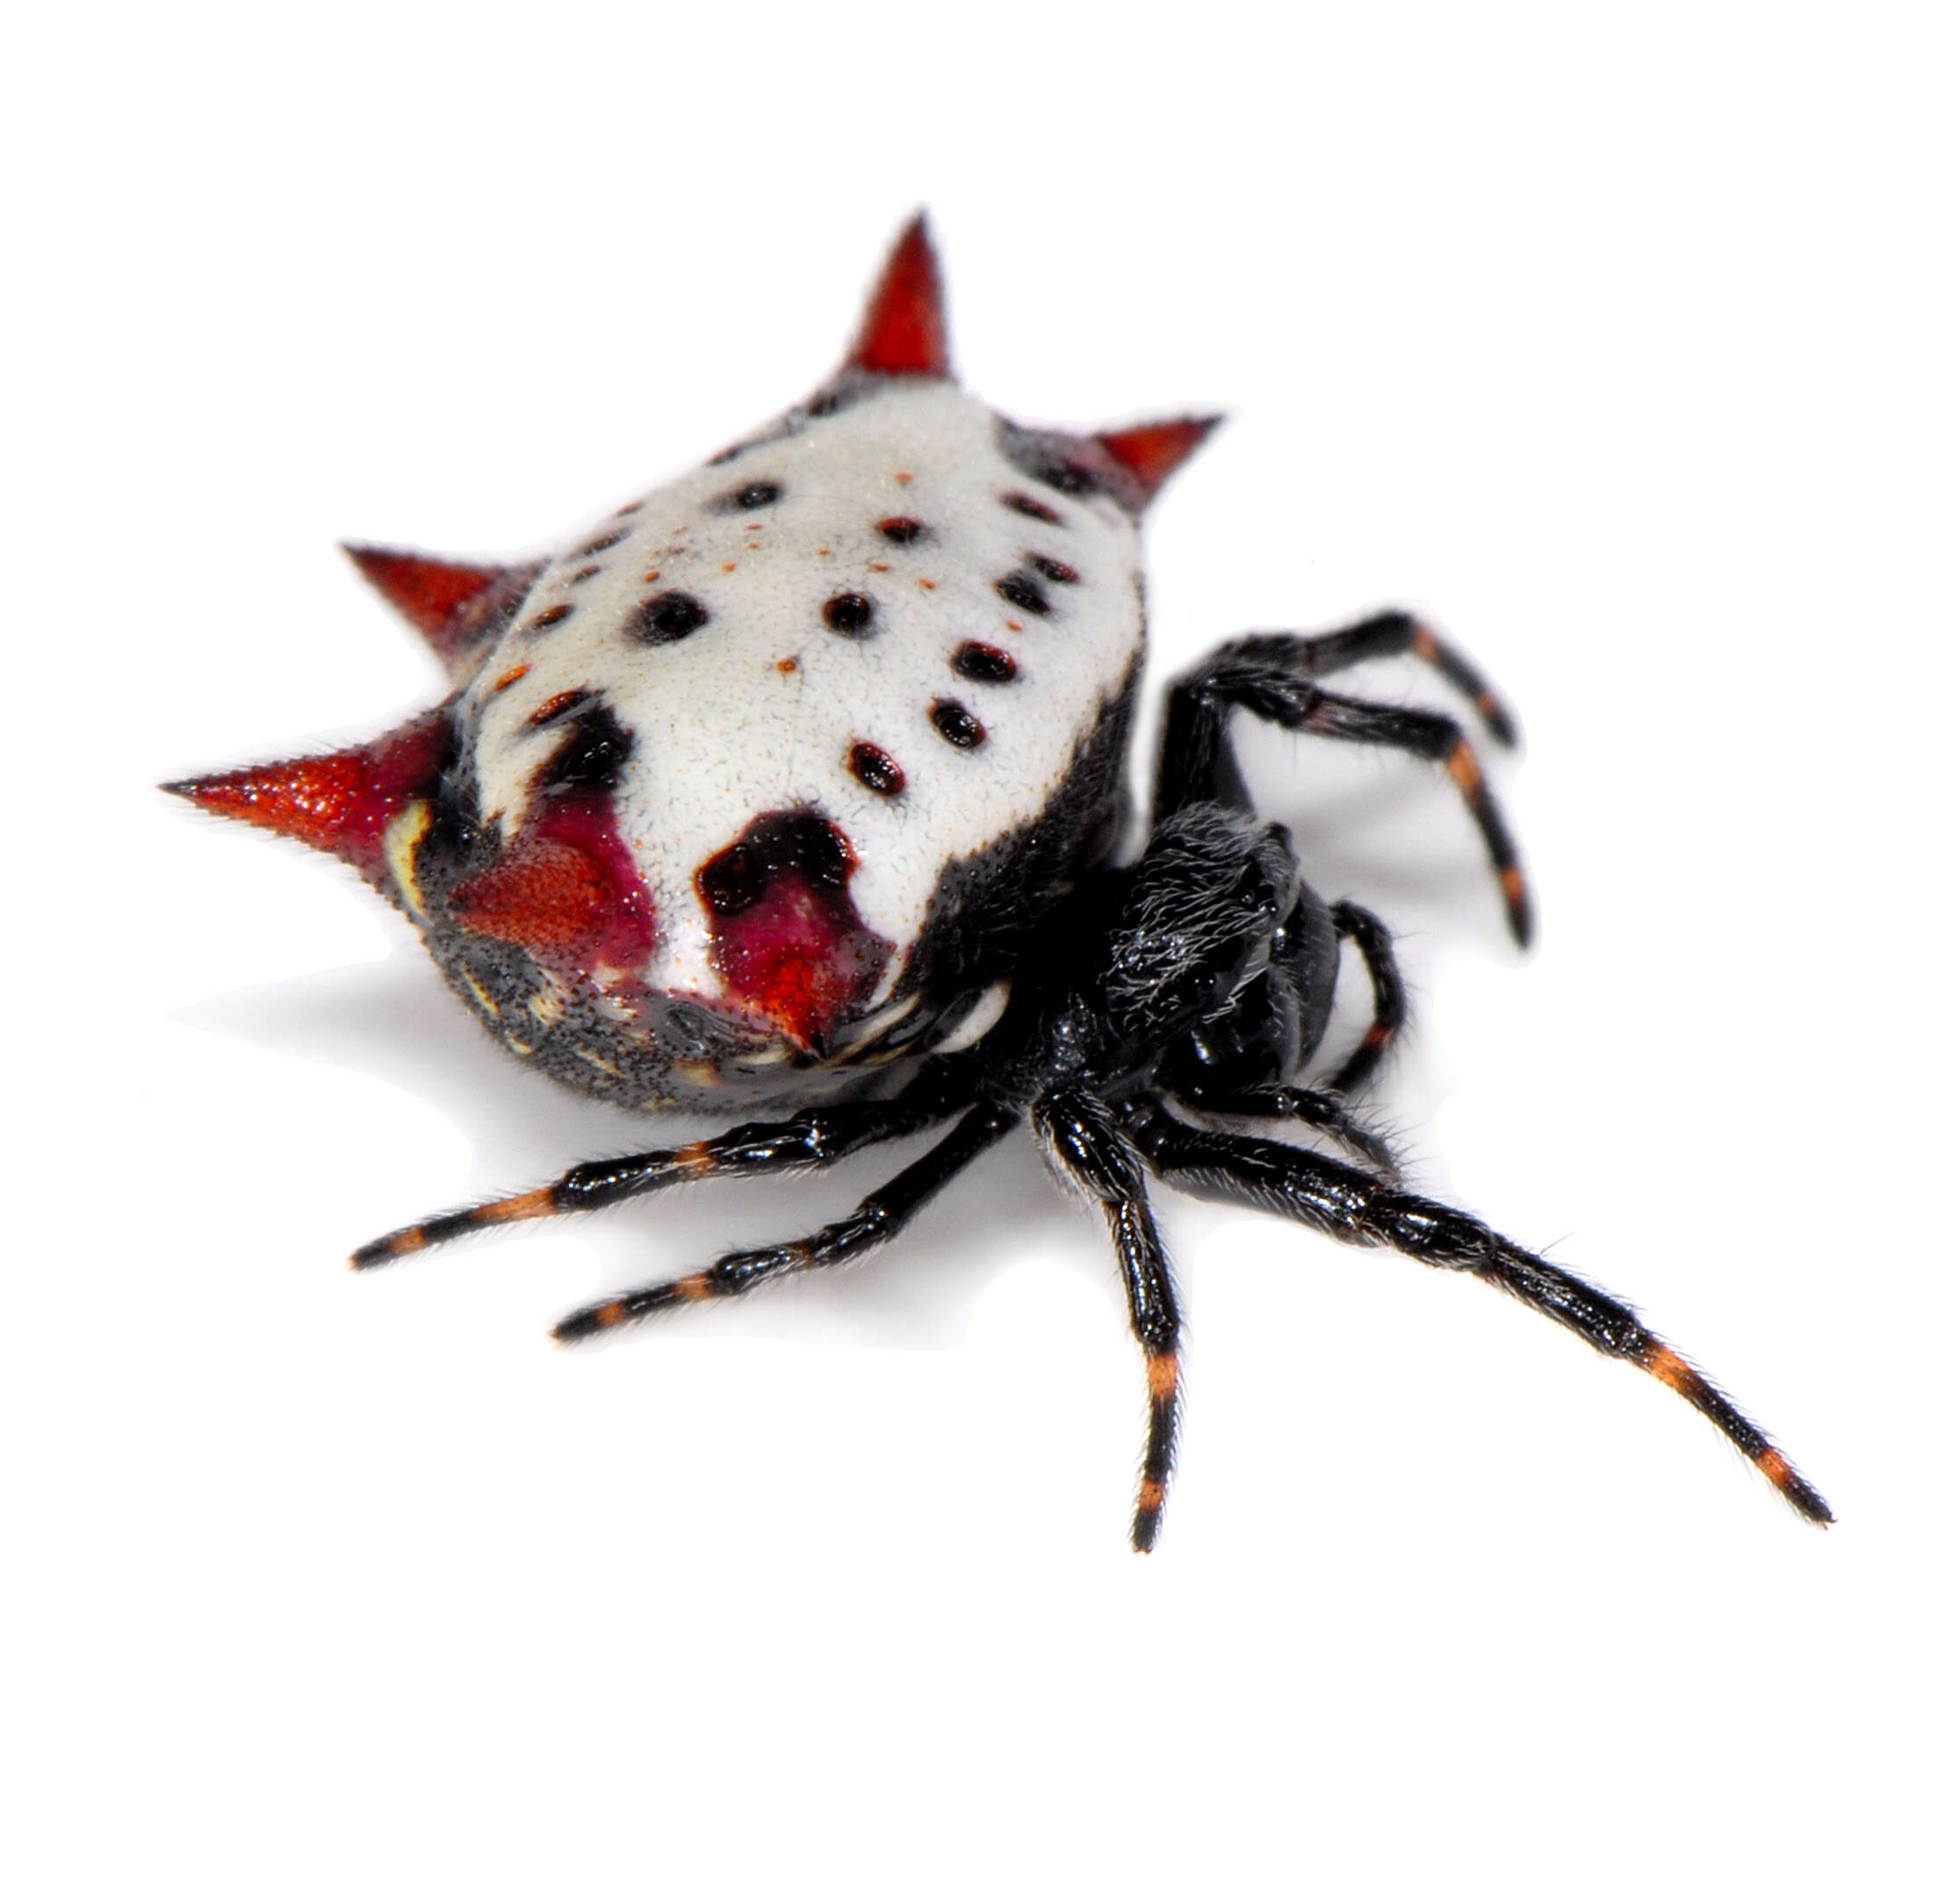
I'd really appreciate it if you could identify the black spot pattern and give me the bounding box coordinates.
[698,842,762,914]
[877,515,926,544]
[1027,553,1078,585]
[714,480,783,513]
[539,704,634,795]
[1037,460,1093,494]
[823,592,877,636]
[930,700,985,749]
[698,813,854,914]
[847,741,906,796]
[527,603,575,633]
[630,591,710,645]
[996,571,1051,616]
[952,642,1018,683]
[578,528,629,556]
[1002,491,1063,523]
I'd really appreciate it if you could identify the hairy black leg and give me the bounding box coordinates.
[1131,1112,1832,1524]
[551,1101,1016,1341]
[351,1068,973,1268]
[1324,900,1408,1096]
[1185,1085,1400,1177]
[1154,631,1531,944]
[1034,1091,1182,1552]
[1154,614,1517,820]
[1264,611,1518,743]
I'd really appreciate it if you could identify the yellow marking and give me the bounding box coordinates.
[675,1142,716,1178]
[527,982,566,1029]
[594,1301,628,1329]
[1146,1353,1178,1402]
[1501,865,1526,908]
[382,800,433,922]
[461,970,501,1020]
[1756,1446,1796,1490]
[575,1048,623,1079]
[1411,624,1439,660]
[1645,1344,1695,1393]
[674,1059,723,1089]
[1137,1478,1165,1511]
[505,1035,534,1056]
[383,1228,426,1257]
[1445,741,1483,794]
[674,1274,715,1301]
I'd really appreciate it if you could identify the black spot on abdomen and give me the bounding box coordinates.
[847,740,906,796]
[630,591,710,644]
[539,703,634,795]
[823,592,877,636]
[995,571,1050,616]
[952,642,1017,683]
[930,700,985,749]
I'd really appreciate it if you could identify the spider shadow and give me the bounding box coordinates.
[173,948,1101,1354]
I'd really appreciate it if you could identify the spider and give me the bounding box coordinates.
[172,216,1830,1548]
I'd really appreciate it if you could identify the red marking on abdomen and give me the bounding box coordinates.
[695,813,891,1053]
[450,792,655,986]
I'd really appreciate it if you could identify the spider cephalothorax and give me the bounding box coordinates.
[169,215,1829,1548]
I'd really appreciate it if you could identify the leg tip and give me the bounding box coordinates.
[349,1229,420,1270]
[551,1301,626,1344]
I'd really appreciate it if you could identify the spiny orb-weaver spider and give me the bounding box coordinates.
[169,215,1830,1548]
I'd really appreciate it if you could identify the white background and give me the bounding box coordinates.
[7,5,1955,1890]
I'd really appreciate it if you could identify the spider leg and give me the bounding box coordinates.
[1264,609,1520,743]
[1130,1111,1832,1524]
[1035,1091,1182,1552]
[1155,630,1531,944]
[351,1067,973,1268]
[551,1101,1016,1340]
[1324,899,1408,1096]
[1179,1085,1400,1178]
